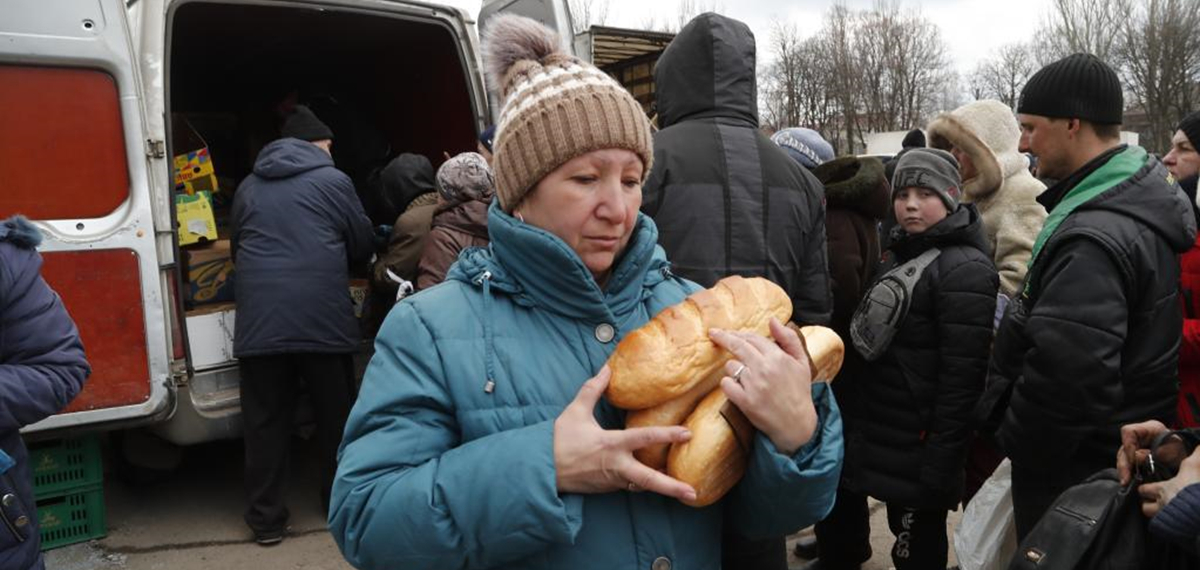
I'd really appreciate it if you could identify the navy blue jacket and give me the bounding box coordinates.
[231,138,374,357]
[0,216,90,570]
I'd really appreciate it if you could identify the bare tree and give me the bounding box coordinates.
[851,2,951,138]
[760,22,843,148]
[1117,0,1200,152]
[758,0,957,153]
[1035,0,1131,64]
[568,0,609,32]
[674,0,725,32]
[967,65,991,101]
[975,43,1037,109]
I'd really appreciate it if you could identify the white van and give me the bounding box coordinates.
[1,0,571,445]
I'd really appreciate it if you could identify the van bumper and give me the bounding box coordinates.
[149,364,243,446]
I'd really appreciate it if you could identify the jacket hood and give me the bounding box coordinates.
[927,100,1029,201]
[813,156,891,219]
[433,197,491,240]
[0,215,42,249]
[447,201,670,322]
[889,203,991,260]
[1078,155,1197,253]
[253,138,336,180]
[655,13,758,128]
[379,153,437,223]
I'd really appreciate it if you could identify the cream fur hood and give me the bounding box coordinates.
[927,100,1047,296]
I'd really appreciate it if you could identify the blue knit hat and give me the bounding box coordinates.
[771,128,835,170]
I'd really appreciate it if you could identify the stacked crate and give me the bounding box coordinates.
[27,435,106,550]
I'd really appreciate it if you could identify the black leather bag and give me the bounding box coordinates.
[1009,465,1197,570]
[1009,468,1145,570]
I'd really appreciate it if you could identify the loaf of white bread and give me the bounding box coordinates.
[605,276,845,507]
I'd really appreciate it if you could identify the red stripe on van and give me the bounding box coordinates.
[41,249,152,412]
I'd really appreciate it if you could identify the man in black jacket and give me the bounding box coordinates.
[642,13,832,570]
[231,105,374,545]
[992,53,1197,538]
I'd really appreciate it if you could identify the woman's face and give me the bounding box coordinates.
[894,186,949,234]
[950,145,977,181]
[515,148,644,285]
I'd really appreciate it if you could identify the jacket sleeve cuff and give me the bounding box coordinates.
[724,382,843,538]
[1149,482,1200,554]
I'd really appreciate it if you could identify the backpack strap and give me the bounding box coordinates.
[892,247,941,290]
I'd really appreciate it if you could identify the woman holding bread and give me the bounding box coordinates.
[328,15,842,570]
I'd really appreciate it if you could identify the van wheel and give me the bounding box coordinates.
[111,429,183,485]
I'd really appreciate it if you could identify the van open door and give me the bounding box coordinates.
[0,0,174,433]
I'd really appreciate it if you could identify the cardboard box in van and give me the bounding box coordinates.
[176,190,218,246]
[185,239,234,306]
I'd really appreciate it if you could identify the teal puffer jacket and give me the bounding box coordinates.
[329,202,843,570]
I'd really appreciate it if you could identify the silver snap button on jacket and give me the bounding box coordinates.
[1,494,13,507]
[651,556,671,570]
[595,323,615,343]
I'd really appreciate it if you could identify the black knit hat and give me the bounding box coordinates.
[901,129,926,149]
[1180,111,1200,148]
[281,105,334,142]
[1018,53,1123,125]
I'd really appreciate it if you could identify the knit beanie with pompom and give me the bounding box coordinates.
[482,14,653,212]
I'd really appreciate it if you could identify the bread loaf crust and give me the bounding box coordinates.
[626,366,726,470]
[605,276,792,410]
[629,325,845,507]
[667,389,754,507]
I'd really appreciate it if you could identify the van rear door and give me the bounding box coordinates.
[0,0,173,433]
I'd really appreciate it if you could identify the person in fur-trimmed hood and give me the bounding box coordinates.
[0,216,90,570]
[927,99,1047,299]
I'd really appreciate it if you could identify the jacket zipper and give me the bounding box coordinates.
[1053,505,1097,526]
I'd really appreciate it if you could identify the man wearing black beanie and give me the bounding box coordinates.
[231,104,373,545]
[986,53,1198,539]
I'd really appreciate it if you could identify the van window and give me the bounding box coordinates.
[0,65,130,220]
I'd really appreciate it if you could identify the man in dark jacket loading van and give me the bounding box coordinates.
[231,105,373,545]
[992,53,1197,538]
[642,13,833,570]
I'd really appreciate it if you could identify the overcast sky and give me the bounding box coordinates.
[444,0,1051,74]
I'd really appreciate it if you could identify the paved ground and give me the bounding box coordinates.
[45,436,353,570]
[43,435,960,570]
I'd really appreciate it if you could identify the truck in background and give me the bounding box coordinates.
[573,25,675,123]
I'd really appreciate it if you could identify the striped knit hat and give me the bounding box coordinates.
[482,15,653,212]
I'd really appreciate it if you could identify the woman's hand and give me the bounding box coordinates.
[1138,446,1200,518]
[553,367,697,502]
[709,318,817,456]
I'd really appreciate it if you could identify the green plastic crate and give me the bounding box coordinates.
[36,483,107,550]
[27,435,103,499]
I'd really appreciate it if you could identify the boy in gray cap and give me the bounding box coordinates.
[827,147,997,570]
